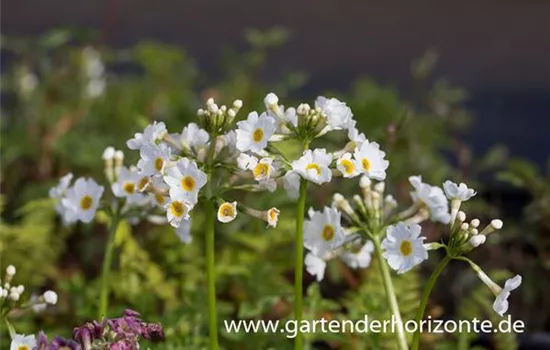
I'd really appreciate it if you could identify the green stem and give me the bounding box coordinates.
[205,133,219,350]
[99,214,120,320]
[372,236,409,350]
[294,178,307,350]
[411,255,452,350]
[4,318,16,338]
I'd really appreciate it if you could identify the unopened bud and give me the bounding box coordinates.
[469,234,486,248]
[470,219,480,228]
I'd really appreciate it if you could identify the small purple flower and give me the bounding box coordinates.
[109,339,137,350]
[141,323,165,342]
[36,331,49,350]
[73,320,105,345]
[49,336,82,350]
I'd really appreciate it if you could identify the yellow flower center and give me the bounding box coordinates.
[305,163,321,175]
[17,346,30,350]
[220,203,234,217]
[269,209,278,221]
[155,194,166,205]
[253,163,270,178]
[138,177,150,191]
[400,240,413,256]
[154,157,164,172]
[79,195,93,210]
[252,128,264,143]
[340,159,355,174]
[321,224,335,241]
[181,176,196,192]
[361,158,371,171]
[170,201,186,217]
[123,182,135,194]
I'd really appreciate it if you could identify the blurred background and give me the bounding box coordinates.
[1,1,550,349]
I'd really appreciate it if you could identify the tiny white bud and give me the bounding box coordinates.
[297,103,311,115]
[373,182,385,193]
[197,108,206,116]
[233,99,243,109]
[460,223,470,231]
[470,218,480,228]
[264,92,279,108]
[359,175,372,189]
[9,291,20,301]
[102,146,116,160]
[220,105,227,113]
[15,285,24,295]
[43,290,58,305]
[457,211,466,222]
[114,150,124,161]
[491,219,503,230]
[6,265,16,276]
[228,109,236,118]
[209,103,219,114]
[469,234,486,248]
[206,97,214,106]
[470,228,479,235]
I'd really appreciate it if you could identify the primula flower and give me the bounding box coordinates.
[315,96,353,131]
[305,253,327,282]
[353,141,389,181]
[137,143,171,177]
[409,176,450,224]
[337,153,359,178]
[10,334,36,350]
[473,266,522,316]
[61,178,104,223]
[235,111,277,153]
[443,180,477,201]
[340,241,374,269]
[163,158,207,204]
[304,207,345,256]
[179,122,209,149]
[347,119,366,147]
[111,167,146,204]
[165,199,193,227]
[49,173,74,219]
[126,121,167,150]
[217,202,237,223]
[283,171,301,199]
[292,149,333,185]
[381,223,428,274]
[175,219,192,243]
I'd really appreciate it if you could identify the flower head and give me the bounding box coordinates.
[381,223,428,274]
[292,149,333,185]
[409,176,450,224]
[315,96,353,131]
[163,158,207,204]
[127,121,167,150]
[137,143,171,177]
[443,180,477,201]
[111,167,146,204]
[217,202,237,223]
[336,153,359,178]
[340,241,374,269]
[305,253,327,282]
[266,208,280,228]
[235,111,277,153]
[49,173,74,219]
[304,207,345,256]
[165,199,193,227]
[43,290,58,305]
[179,122,209,150]
[61,178,104,223]
[493,275,522,316]
[353,141,389,181]
[10,334,36,350]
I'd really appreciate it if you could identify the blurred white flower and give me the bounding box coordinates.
[61,178,104,223]
[493,275,522,316]
[409,176,450,224]
[111,167,146,204]
[304,207,345,256]
[443,180,476,201]
[305,253,327,282]
[164,158,207,204]
[336,153,359,178]
[292,149,333,185]
[315,96,353,131]
[353,141,389,181]
[218,202,237,223]
[236,111,277,153]
[43,290,58,305]
[165,199,193,227]
[10,334,36,350]
[341,241,374,269]
[137,143,171,177]
[347,119,366,147]
[283,171,301,199]
[180,123,209,149]
[175,219,192,244]
[381,223,428,274]
[266,208,280,228]
[49,173,74,219]
[126,121,167,150]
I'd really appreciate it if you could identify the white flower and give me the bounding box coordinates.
[347,119,366,147]
[147,177,169,208]
[292,149,333,184]
[61,178,104,223]
[443,180,477,201]
[409,176,451,224]
[180,122,209,149]
[353,141,389,181]
[165,199,193,227]
[127,121,167,150]
[283,171,301,199]
[493,275,522,316]
[304,207,345,256]
[235,111,277,153]
[336,153,359,178]
[175,219,192,244]
[381,223,428,274]
[218,202,237,223]
[239,155,276,182]
[315,96,353,130]
[111,167,146,204]
[340,241,375,269]
[164,158,207,204]
[305,253,327,282]
[6,265,16,276]
[49,173,74,217]
[267,208,280,228]
[10,334,36,350]
[43,290,58,305]
[137,143,171,177]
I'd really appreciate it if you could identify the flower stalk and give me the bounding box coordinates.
[294,177,307,350]
[98,213,120,320]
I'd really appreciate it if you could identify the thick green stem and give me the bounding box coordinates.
[205,133,219,350]
[372,236,409,350]
[411,255,452,350]
[294,178,307,350]
[205,199,219,350]
[99,215,120,320]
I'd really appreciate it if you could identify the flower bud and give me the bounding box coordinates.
[43,290,58,305]
[6,265,16,277]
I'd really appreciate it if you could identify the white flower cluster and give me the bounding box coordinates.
[0,265,57,314]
